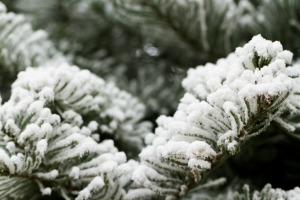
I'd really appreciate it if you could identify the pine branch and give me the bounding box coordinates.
[1,1,300,199]
[12,63,152,157]
[12,0,185,116]
[231,184,300,200]
[0,62,147,199]
[112,0,252,60]
[0,2,151,157]
[0,2,65,100]
[0,78,132,199]
[0,3,152,199]
[245,0,300,59]
[183,183,300,200]
[0,2,64,73]
[128,35,300,199]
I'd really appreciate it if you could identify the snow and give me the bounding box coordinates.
[47,133,100,163]
[10,154,24,172]
[227,140,238,153]
[0,2,7,13]
[88,121,98,131]
[186,141,216,159]
[236,35,272,58]
[132,165,167,185]
[173,110,187,121]
[145,133,155,145]
[0,149,14,174]
[4,119,20,136]
[0,22,298,200]
[35,170,59,180]
[70,167,80,179]
[40,123,53,137]
[115,162,133,176]
[157,141,189,159]
[125,188,157,199]
[99,160,118,173]
[76,153,117,170]
[6,141,16,152]
[188,158,211,170]
[288,187,300,200]
[207,77,222,91]
[0,6,142,200]
[28,100,44,115]
[223,101,238,114]
[62,110,83,126]
[115,152,127,163]
[176,123,213,141]
[135,35,300,198]
[39,86,54,101]
[76,177,104,200]
[179,185,188,196]
[18,124,40,144]
[41,188,51,196]
[36,139,48,156]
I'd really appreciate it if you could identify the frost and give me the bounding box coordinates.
[36,139,48,156]
[40,123,53,137]
[187,141,216,159]
[18,124,40,144]
[6,142,16,153]
[10,154,24,172]
[0,3,143,200]
[135,35,300,198]
[188,158,211,170]
[0,3,299,198]
[70,167,80,179]
[35,170,59,180]
[0,2,6,12]
[0,59,136,199]
[0,149,14,174]
[145,133,155,145]
[88,121,98,131]
[13,63,151,154]
[125,188,157,200]
[76,177,104,200]
[132,165,170,187]
[41,188,51,196]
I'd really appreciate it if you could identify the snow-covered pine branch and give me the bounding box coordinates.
[245,0,300,59]
[0,63,144,199]
[0,1,65,100]
[228,184,300,200]
[183,183,300,200]
[0,2,64,73]
[0,2,151,157]
[128,35,300,199]
[0,4,151,196]
[12,63,151,157]
[12,0,184,116]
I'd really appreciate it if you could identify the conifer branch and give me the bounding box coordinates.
[0,76,134,199]
[112,0,251,59]
[13,64,151,157]
[129,35,300,199]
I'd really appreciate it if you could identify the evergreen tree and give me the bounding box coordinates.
[0,0,300,199]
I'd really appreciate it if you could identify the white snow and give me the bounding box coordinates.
[76,177,104,200]
[35,170,59,180]
[18,124,40,144]
[41,188,51,196]
[0,149,14,174]
[70,167,80,179]
[36,139,48,156]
